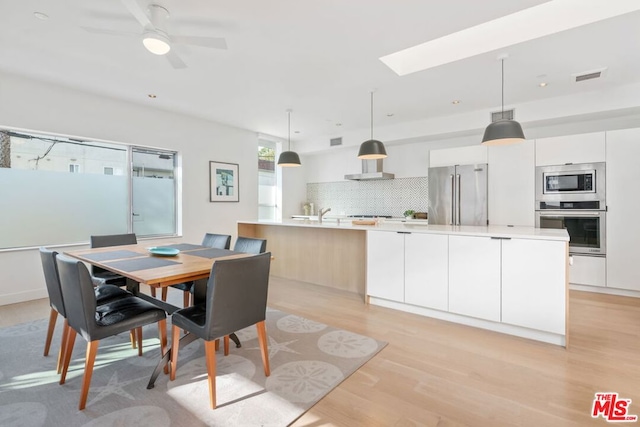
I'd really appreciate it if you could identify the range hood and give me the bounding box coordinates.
[345,159,394,180]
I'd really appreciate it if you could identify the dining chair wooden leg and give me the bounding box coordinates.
[224,335,230,356]
[161,287,168,302]
[182,290,190,308]
[256,321,270,376]
[150,287,157,298]
[215,339,220,351]
[79,340,99,410]
[170,325,181,381]
[158,319,168,374]
[57,319,70,374]
[44,308,58,356]
[136,326,143,356]
[60,328,77,385]
[204,340,217,409]
[130,329,137,349]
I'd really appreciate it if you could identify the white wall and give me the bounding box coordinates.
[0,72,259,305]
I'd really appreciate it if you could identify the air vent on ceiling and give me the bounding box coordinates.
[573,67,607,83]
[491,109,514,123]
[330,137,343,146]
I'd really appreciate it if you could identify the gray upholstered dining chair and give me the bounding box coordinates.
[56,254,168,410]
[169,252,272,409]
[89,233,141,290]
[40,247,136,373]
[162,233,232,306]
[233,236,267,254]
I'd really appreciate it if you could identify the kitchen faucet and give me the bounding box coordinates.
[318,207,331,223]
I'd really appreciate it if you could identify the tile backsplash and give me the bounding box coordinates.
[305,177,428,217]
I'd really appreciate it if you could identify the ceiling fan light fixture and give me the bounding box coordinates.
[142,30,171,55]
[278,109,301,167]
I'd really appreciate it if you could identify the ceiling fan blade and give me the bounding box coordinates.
[121,0,152,28]
[165,50,187,69]
[80,26,138,37]
[171,35,227,50]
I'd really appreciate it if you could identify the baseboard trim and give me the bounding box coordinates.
[368,296,565,347]
[570,284,640,298]
[0,289,48,306]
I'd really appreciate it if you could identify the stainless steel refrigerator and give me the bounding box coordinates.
[428,164,488,226]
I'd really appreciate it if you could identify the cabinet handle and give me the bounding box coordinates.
[397,231,411,234]
[491,236,511,240]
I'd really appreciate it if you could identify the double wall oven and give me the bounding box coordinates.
[535,162,606,256]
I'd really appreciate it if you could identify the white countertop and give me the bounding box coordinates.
[238,219,569,241]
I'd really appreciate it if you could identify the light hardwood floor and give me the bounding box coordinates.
[2,278,639,426]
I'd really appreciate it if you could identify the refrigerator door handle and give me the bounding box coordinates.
[456,174,461,225]
[450,174,455,225]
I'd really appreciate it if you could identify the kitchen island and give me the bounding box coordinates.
[238,219,569,346]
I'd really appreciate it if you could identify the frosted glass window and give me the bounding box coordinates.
[0,129,178,249]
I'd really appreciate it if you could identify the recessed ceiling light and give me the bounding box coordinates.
[380,1,640,76]
[452,100,461,105]
[33,12,49,20]
[148,94,157,98]
[539,82,548,87]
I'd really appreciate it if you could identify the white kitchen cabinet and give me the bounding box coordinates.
[569,254,606,287]
[535,132,605,166]
[366,230,405,301]
[367,231,449,308]
[487,140,535,227]
[448,235,501,322]
[605,128,640,291]
[405,233,448,311]
[429,145,487,168]
[501,239,567,335]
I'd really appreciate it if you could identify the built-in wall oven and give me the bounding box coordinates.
[535,162,606,256]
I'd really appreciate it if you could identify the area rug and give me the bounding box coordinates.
[0,307,386,426]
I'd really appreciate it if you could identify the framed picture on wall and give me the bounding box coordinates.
[209,161,239,202]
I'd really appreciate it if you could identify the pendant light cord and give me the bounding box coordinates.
[287,110,291,151]
[370,91,374,140]
[501,58,505,120]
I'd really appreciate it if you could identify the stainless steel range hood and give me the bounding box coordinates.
[345,159,394,180]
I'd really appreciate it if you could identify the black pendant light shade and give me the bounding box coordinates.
[277,150,301,166]
[358,91,387,160]
[358,139,387,159]
[481,119,525,146]
[481,55,525,146]
[277,109,301,167]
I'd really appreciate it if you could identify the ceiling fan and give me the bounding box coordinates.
[81,0,227,69]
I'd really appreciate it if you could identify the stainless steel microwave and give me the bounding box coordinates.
[535,162,605,206]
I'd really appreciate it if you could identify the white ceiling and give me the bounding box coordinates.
[2,0,640,147]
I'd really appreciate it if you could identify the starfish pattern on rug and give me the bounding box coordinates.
[82,371,146,406]
[247,335,299,358]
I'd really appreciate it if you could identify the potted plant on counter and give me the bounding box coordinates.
[403,209,415,219]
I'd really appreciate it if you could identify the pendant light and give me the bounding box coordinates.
[358,91,387,159]
[481,54,525,146]
[277,109,301,167]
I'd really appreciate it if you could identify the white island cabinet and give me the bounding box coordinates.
[501,238,567,334]
[237,220,568,346]
[366,231,404,302]
[449,235,501,321]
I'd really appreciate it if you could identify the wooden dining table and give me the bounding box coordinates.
[63,242,252,388]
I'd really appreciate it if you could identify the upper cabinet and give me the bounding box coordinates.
[535,132,605,166]
[430,145,487,167]
[487,140,535,227]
